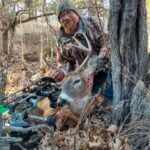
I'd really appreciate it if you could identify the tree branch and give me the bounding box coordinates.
[16,12,54,25]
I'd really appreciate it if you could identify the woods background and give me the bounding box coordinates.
[0,0,150,149]
[0,0,149,94]
[0,0,110,94]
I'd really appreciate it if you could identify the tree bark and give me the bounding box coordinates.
[109,0,149,149]
[109,0,148,125]
[109,0,150,150]
[2,30,8,55]
[85,0,95,16]
[1,0,8,54]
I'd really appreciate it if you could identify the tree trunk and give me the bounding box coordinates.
[1,0,9,54]
[109,0,148,125]
[85,0,96,16]
[109,0,149,149]
[2,30,8,55]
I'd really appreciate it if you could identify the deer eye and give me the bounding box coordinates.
[73,79,82,89]
[73,79,81,85]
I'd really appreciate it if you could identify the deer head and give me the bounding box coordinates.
[57,32,101,115]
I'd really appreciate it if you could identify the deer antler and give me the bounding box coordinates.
[68,32,92,72]
[71,32,92,53]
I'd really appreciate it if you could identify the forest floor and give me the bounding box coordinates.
[0,32,130,149]
[0,2,149,146]
[1,20,150,149]
[2,43,114,150]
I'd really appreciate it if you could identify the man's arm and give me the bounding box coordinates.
[53,46,66,82]
[56,46,67,73]
[53,46,75,82]
[86,16,108,57]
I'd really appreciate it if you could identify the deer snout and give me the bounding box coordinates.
[57,93,74,107]
[57,98,68,107]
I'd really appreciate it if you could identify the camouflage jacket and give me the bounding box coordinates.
[57,16,105,73]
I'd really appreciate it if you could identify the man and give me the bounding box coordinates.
[52,0,115,131]
[53,0,109,94]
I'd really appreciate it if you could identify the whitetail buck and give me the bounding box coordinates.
[56,32,109,128]
[2,32,108,131]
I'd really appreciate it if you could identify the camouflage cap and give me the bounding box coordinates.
[57,0,79,20]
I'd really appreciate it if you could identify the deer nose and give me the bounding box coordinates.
[57,98,68,107]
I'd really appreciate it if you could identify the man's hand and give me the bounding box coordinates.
[53,68,65,82]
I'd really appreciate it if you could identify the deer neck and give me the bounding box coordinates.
[70,95,90,115]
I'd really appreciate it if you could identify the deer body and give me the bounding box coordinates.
[56,33,105,117]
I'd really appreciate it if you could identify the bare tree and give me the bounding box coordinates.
[109,0,149,149]
[0,0,54,55]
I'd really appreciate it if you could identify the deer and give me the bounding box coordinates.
[2,32,108,132]
[55,34,131,150]
[55,32,109,130]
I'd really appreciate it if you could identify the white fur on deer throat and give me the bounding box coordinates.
[70,96,90,115]
[59,92,90,115]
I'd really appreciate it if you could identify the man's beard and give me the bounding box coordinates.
[64,21,76,34]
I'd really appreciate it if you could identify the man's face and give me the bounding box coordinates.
[59,10,79,33]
